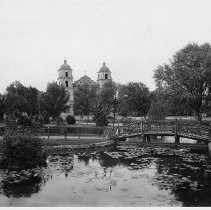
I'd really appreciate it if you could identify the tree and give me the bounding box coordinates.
[40,82,69,119]
[0,94,4,120]
[73,83,97,119]
[118,82,151,117]
[154,43,211,121]
[99,81,118,117]
[147,100,168,120]
[93,81,119,126]
[4,81,39,115]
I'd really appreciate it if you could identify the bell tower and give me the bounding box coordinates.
[97,62,112,89]
[58,59,74,115]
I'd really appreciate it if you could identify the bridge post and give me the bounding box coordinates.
[113,138,118,148]
[138,122,141,133]
[141,119,145,142]
[209,123,211,138]
[174,119,180,144]
[141,119,144,132]
[146,134,150,142]
[143,134,147,142]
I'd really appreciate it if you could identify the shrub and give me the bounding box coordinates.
[56,116,64,126]
[121,117,133,125]
[0,130,47,169]
[31,116,40,128]
[66,115,76,125]
[5,113,31,129]
[17,112,31,127]
[5,114,18,130]
[93,111,108,127]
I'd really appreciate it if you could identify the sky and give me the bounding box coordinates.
[0,0,211,94]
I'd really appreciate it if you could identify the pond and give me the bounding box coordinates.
[0,145,211,207]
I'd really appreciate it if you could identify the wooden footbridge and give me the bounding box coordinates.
[105,120,211,144]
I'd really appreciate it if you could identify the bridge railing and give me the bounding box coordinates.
[144,120,176,133]
[177,121,210,139]
[108,119,211,141]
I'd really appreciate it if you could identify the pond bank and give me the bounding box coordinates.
[40,136,109,146]
[116,139,208,151]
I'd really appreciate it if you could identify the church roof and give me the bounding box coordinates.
[58,59,72,71]
[99,62,111,73]
[74,74,96,86]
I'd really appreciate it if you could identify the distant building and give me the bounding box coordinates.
[97,62,112,89]
[57,59,74,115]
[57,60,113,116]
[74,74,97,87]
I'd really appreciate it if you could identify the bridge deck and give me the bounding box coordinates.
[107,120,211,143]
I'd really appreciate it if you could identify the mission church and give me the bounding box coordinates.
[57,59,112,116]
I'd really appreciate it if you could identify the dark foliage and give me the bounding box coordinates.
[154,43,211,121]
[147,100,168,120]
[0,94,4,120]
[93,110,108,127]
[4,81,39,115]
[66,115,76,124]
[118,82,151,117]
[0,130,47,169]
[73,83,97,117]
[40,82,69,119]
[41,111,50,124]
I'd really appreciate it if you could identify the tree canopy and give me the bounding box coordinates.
[0,94,4,120]
[118,82,151,117]
[154,43,211,121]
[73,83,97,117]
[4,81,39,115]
[40,82,69,119]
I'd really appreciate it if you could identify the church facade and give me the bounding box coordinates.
[57,60,112,116]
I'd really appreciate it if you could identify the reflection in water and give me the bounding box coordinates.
[0,145,210,206]
[0,168,49,198]
[154,153,211,206]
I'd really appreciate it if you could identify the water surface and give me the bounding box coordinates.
[0,145,210,207]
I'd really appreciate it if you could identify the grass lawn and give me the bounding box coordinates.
[41,136,109,146]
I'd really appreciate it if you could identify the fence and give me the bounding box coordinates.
[0,126,105,139]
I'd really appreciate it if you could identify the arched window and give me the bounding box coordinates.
[65,81,68,87]
[65,72,68,77]
[105,74,108,79]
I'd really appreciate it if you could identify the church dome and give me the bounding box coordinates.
[99,62,111,72]
[59,59,72,71]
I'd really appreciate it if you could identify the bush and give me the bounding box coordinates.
[66,115,76,125]
[56,116,64,126]
[93,111,108,127]
[17,113,31,127]
[121,117,134,125]
[0,130,47,169]
[5,114,18,130]
[31,115,40,128]
[5,113,31,129]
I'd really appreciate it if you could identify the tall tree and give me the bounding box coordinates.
[118,82,151,117]
[98,81,117,114]
[0,94,4,120]
[40,82,69,119]
[92,81,118,126]
[73,83,97,118]
[4,81,39,115]
[154,43,211,121]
